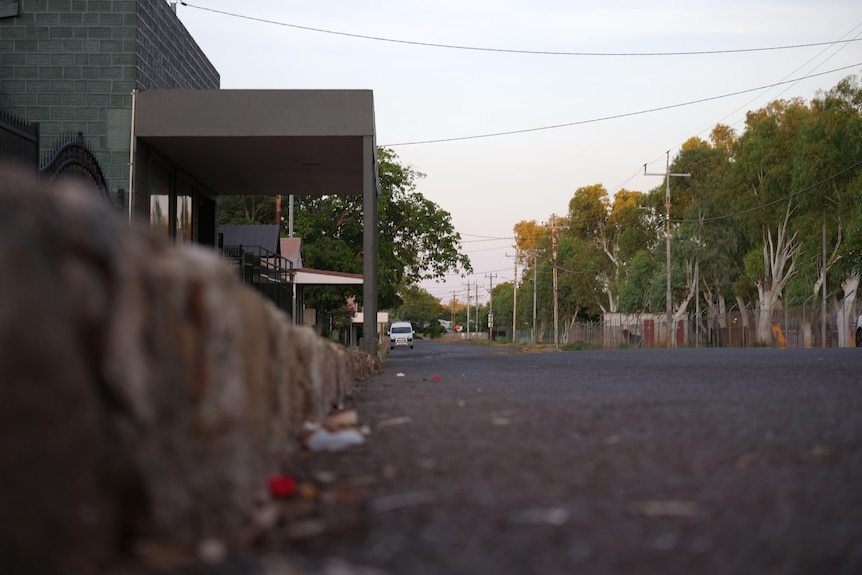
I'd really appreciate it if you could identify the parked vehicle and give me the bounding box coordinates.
[389,321,415,350]
[857,315,862,347]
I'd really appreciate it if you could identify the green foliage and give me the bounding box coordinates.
[218,147,472,317]
[424,322,447,339]
[218,195,276,225]
[619,250,659,313]
[561,341,602,351]
[394,283,442,333]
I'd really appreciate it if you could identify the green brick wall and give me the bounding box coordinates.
[0,0,136,200]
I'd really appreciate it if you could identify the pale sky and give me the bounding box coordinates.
[174,0,862,305]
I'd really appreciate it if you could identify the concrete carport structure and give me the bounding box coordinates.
[131,89,380,354]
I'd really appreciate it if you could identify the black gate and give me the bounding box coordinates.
[1,108,117,208]
[40,131,110,201]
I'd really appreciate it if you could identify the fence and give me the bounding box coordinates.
[1,109,122,209]
[0,109,39,167]
[558,306,857,349]
[449,307,857,349]
[221,244,294,316]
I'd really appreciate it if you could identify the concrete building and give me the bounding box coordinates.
[0,0,380,353]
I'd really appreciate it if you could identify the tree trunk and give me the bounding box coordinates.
[756,291,777,345]
[755,204,798,344]
[837,274,859,347]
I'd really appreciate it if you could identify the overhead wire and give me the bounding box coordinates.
[381,63,861,146]
[618,22,862,191]
[178,2,862,298]
[672,159,862,224]
[179,2,862,57]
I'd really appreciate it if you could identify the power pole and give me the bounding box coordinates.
[451,290,457,334]
[505,252,520,344]
[531,249,541,344]
[512,256,518,343]
[463,281,471,340]
[475,282,479,341]
[486,273,497,341]
[645,151,690,348]
[551,217,560,350]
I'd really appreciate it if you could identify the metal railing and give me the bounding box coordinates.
[0,108,39,167]
[221,244,294,316]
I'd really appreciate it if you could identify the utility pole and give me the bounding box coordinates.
[451,290,457,334]
[531,249,542,345]
[475,282,479,341]
[463,281,471,340]
[551,217,560,351]
[486,273,497,341]
[645,151,690,348]
[505,252,520,344]
[512,255,518,344]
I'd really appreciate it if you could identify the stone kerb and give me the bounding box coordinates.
[0,164,372,570]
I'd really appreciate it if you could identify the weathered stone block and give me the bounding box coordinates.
[0,164,377,570]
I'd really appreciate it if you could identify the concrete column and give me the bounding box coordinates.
[362,136,379,355]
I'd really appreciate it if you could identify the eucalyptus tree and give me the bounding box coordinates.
[729,98,810,344]
[672,132,741,341]
[791,75,862,345]
[566,185,614,312]
[513,220,552,341]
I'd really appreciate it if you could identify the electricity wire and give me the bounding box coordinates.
[382,63,861,146]
[616,22,862,193]
[672,159,862,223]
[178,2,862,57]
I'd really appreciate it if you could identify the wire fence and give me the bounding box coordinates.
[448,305,860,349]
[561,306,859,349]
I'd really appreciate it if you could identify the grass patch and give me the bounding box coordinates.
[560,341,602,351]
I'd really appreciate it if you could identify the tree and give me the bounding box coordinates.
[219,147,473,316]
[217,195,276,225]
[731,99,810,343]
[393,284,444,336]
[792,75,862,345]
[567,184,615,312]
[619,250,660,313]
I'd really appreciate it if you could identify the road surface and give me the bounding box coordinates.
[259,342,862,574]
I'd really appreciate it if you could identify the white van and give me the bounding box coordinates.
[389,321,415,350]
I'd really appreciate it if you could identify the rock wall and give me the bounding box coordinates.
[0,164,374,572]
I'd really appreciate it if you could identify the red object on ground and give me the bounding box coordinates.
[268,475,297,498]
[433,375,441,380]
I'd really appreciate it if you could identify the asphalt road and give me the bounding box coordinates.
[274,342,862,575]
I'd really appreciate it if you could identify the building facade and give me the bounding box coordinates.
[1,0,382,352]
[1,0,219,241]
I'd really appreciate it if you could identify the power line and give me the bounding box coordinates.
[672,159,862,224]
[178,3,862,58]
[612,23,862,195]
[381,63,862,146]
[460,233,513,240]
[460,237,514,244]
